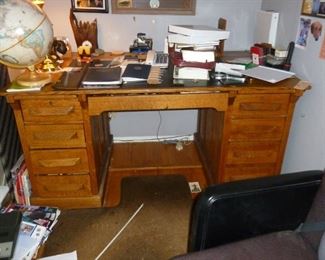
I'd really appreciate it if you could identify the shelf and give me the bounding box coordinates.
[105,141,206,207]
[110,141,202,171]
[111,0,196,15]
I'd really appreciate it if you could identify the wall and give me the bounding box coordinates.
[44,0,262,139]
[262,0,325,172]
[45,0,261,52]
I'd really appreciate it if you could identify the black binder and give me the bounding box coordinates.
[82,66,122,86]
[121,64,151,82]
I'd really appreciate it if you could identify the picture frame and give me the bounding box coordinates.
[71,0,109,13]
[301,0,325,18]
[111,0,196,15]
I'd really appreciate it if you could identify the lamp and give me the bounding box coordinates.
[0,0,54,88]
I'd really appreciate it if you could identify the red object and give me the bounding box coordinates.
[250,46,265,65]
[168,46,215,69]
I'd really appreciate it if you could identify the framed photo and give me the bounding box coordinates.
[301,0,325,18]
[71,0,109,13]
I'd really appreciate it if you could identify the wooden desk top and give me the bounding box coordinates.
[1,52,310,100]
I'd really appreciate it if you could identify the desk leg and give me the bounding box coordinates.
[104,174,123,207]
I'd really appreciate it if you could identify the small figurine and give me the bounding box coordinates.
[51,40,68,60]
[42,55,57,72]
[77,40,93,63]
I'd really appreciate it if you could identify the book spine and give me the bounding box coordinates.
[22,168,31,206]
[13,162,27,204]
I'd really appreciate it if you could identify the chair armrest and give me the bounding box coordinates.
[189,170,324,251]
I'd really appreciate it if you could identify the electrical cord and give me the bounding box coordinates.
[113,111,193,145]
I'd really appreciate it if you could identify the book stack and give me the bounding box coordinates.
[1,204,61,259]
[167,24,230,80]
[10,155,31,206]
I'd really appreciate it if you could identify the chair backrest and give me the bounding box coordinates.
[215,18,227,60]
[301,174,325,251]
[188,170,324,252]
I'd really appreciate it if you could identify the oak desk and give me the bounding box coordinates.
[1,67,309,208]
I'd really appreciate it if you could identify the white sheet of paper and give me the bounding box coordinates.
[0,185,9,204]
[39,250,78,260]
[242,66,295,83]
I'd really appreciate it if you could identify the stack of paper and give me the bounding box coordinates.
[1,204,61,260]
[168,24,229,51]
[167,24,230,81]
[0,185,9,205]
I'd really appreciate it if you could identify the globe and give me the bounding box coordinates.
[0,0,54,87]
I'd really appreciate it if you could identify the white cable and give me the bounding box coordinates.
[95,203,144,260]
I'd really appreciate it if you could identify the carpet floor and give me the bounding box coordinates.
[43,175,193,260]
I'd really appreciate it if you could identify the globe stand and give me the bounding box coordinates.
[16,66,51,88]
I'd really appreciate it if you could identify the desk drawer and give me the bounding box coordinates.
[226,142,280,164]
[231,94,290,118]
[229,119,285,141]
[25,124,86,149]
[30,149,89,175]
[222,164,276,182]
[21,99,83,122]
[33,174,92,197]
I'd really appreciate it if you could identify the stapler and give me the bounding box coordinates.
[213,62,247,84]
[129,33,153,53]
[215,62,245,77]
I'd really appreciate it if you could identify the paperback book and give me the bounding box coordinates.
[6,82,43,92]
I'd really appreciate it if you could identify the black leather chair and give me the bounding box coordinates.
[173,170,325,259]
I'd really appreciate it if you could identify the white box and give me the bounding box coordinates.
[254,10,279,46]
[181,50,215,62]
[168,24,230,40]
